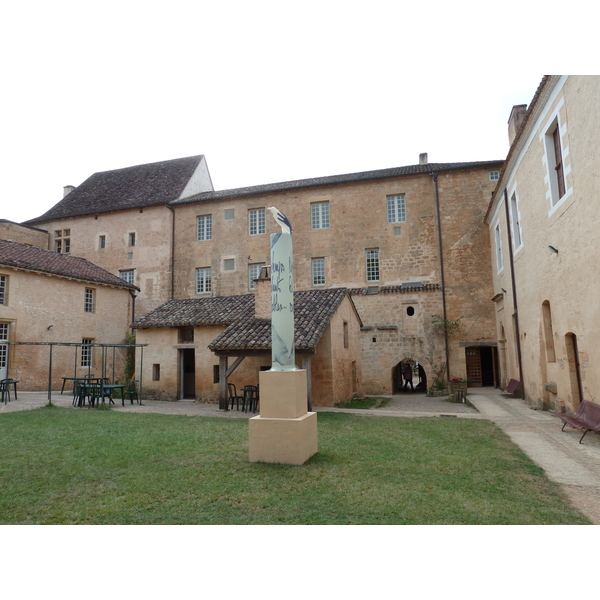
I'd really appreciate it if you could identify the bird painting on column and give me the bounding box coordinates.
[267,207,293,234]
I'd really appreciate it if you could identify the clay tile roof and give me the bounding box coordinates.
[0,238,139,290]
[172,160,504,205]
[26,155,205,223]
[209,287,350,353]
[133,287,351,353]
[133,295,254,329]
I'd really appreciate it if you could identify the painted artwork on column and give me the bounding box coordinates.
[267,207,297,371]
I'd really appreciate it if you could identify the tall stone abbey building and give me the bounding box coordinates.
[12,152,502,404]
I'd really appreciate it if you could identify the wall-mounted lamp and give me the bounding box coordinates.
[501,288,507,293]
[47,325,54,330]
[548,245,559,254]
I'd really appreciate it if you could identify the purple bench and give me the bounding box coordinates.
[558,400,600,444]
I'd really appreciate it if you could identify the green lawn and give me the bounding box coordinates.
[0,406,589,524]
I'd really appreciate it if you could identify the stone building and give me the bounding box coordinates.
[20,153,502,400]
[0,238,138,389]
[24,155,213,317]
[485,75,600,413]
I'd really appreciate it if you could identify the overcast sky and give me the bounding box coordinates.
[1,2,592,225]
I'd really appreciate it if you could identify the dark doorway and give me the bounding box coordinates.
[465,346,496,387]
[393,360,427,393]
[180,349,196,399]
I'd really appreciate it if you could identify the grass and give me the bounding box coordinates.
[335,395,391,409]
[0,406,590,524]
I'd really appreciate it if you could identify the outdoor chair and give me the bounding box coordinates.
[228,383,244,411]
[72,380,87,407]
[243,385,259,414]
[100,378,115,404]
[123,379,140,406]
[1,379,11,404]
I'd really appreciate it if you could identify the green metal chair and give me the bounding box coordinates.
[123,379,140,406]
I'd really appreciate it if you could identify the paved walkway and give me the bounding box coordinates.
[3,387,600,523]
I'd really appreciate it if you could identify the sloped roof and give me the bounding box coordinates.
[210,288,350,353]
[0,238,139,290]
[133,295,254,329]
[26,155,205,223]
[133,287,352,354]
[172,160,504,205]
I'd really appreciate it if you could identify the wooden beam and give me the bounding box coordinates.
[302,355,312,412]
[219,357,228,410]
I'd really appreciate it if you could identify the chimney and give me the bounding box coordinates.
[254,266,272,319]
[63,185,76,197]
[508,105,527,146]
[419,153,428,165]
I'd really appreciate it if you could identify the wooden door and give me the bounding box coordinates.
[465,347,482,387]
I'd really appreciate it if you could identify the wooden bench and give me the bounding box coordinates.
[558,400,600,444]
[499,379,520,396]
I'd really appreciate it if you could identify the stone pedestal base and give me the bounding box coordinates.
[248,369,318,464]
[249,412,318,465]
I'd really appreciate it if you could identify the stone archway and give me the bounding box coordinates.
[392,358,428,394]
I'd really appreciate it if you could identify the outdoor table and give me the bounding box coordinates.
[101,384,126,404]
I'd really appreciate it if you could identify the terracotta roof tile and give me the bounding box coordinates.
[0,238,139,290]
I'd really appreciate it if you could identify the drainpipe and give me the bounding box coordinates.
[503,188,524,394]
[129,290,136,331]
[167,205,176,300]
[431,172,450,382]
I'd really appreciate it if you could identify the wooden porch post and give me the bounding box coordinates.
[302,355,312,411]
[219,356,228,410]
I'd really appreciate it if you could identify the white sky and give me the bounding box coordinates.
[1,1,593,225]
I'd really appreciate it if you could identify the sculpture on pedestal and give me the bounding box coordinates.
[267,207,296,371]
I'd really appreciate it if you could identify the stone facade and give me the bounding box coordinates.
[486,76,600,413]
[0,220,49,248]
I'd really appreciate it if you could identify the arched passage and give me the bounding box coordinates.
[392,358,427,394]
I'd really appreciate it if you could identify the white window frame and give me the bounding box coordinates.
[223,258,235,271]
[311,202,330,229]
[510,191,522,251]
[119,269,135,285]
[196,267,212,294]
[197,215,213,241]
[249,208,266,235]
[366,248,380,282]
[249,263,265,290]
[0,323,9,373]
[0,275,7,305]
[128,232,136,247]
[387,194,406,224]
[54,229,71,254]
[489,171,499,181]
[81,338,94,368]
[98,235,106,249]
[312,258,325,286]
[495,223,503,273]
[541,108,572,215]
[84,288,95,313]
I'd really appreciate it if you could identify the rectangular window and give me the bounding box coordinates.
[84,288,95,313]
[387,194,406,224]
[495,224,503,272]
[119,270,135,285]
[54,229,71,253]
[129,232,136,247]
[366,249,380,282]
[81,338,93,367]
[510,193,522,249]
[152,364,161,381]
[311,202,330,229]
[249,208,266,235]
[312,258,325,286]
[223,258,235,271]
[197,215,213,241]
[553,127,566,199]
[213,365,220,384]
[343,320,349,349]
[0,275,7,305]
[99,235,106,249]
[196,267,212,294]
[544,118,567,207]
[0,323,8,370]
[249,263,265,290]
[224,209,235,221]
[490,171,499,181]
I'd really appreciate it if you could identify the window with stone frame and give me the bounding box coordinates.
[197,215,213,241]
[81,338,94,367]
[495,223,503,272]
[84,288,95,313]
[312,257,325,286]
[387,194,406,224]
[249,263,265,290]
[249,208,266,235]
[510,192,522,249]
[311,202,330,229]
[196,267,212,294]
[119,269,135,285]
[54,229,71,253]
[544,117,568,207]
[366,248,380,282]
[0,275,7,305]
